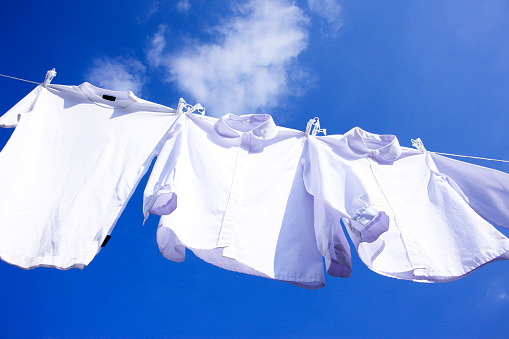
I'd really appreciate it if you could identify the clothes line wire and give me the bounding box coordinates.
[0,73,40,85]
[2,71,509,164]
[411,138,509,164]
[432,152,509,164]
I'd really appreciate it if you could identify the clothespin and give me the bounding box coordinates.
[313,120,326,136]
[176,98,187,114]
[43,68,57,87]
[305,117,326,137]
[305,118,315,136]
[177,98,206,116]
[411,138,427,153]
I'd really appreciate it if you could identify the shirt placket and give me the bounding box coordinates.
[217,133,249,247]
[366,151,426,273]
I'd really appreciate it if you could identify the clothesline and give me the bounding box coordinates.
[432,152,509,163]
[411,138,509,164]
[0,73,40,85]
[1,71,508,164]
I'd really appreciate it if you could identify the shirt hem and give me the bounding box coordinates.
[0,242,95,270]
[157,225,325,289]
[367,245,509,283]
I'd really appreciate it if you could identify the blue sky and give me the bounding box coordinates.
[1,0,509,337]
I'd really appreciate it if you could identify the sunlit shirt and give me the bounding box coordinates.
[144,113,387,288]
[315,127,509,282]
[0,83,178,269]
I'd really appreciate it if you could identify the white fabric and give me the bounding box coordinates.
[0,83,178,269]
[144,113,377,288]
[314,127,509,282]
[430,153,509,229]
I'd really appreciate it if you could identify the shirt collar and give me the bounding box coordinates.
[344,127,402,162]
[214,114,278,140]
[79,82,137,109]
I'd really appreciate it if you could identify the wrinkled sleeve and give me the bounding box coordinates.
[313,198,352,278]
[301,137,389,277]
[0,86,42,128]
[302,137,389,244]
[143,115,185,222]
[430,152,509,228]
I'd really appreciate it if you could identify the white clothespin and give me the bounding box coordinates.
[176,98,186,114]
[305,118,315,136]
[305,117,326,137]
[314,122,326,136]
[411,138,427,153]
[43,68,57,87]
[177,98,206,116]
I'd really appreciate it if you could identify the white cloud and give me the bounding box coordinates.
[137,1,160,23]
[147,1,160,16]
[308,0,343,33]
[147,24,167,68]
[482,280,509,304]
[497,291,509,301]
[148,0,310,116]
[177,0,190,12]
[85,57,147,95]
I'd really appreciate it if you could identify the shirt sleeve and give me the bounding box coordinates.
[143,114,186,222]
[301,136,390,278]
[0,86,42,128]
[430,152,509,228]
[301,136,389,244]
[313,198,352,278]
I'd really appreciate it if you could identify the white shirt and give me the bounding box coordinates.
[430,152,509,229]
[0,83,178,269]
[144,113,379,288]
[312,127,509,282]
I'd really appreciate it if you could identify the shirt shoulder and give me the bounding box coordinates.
[0,86,45,128]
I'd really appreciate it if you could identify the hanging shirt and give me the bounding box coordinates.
[430,153,509,229]
[144,113,388,288]
[311,127,509,282]
[0,83,178,269]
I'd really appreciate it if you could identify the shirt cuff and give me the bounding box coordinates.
[326,257,352,278]
[143,185,178,224]
[349,206,390,243]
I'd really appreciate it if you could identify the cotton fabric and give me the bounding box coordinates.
[144,113,388,288]
[314,127,509,282]
[0,83,178,269]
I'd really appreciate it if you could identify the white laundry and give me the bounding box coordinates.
[0,83,178,269]
[2,81,508,287]
[144,113,389,288]
[312,127,509,282]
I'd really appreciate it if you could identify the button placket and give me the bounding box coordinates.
[217,145,248,247]
[367,156,425,271]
